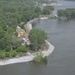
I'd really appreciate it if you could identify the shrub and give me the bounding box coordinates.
[5,45,11,52]
[10,51,17,57]
[0,54,6,59]
[33,55,43,63]
[5,52,10,57]
[16,46,27,52]
[33,53,48,63]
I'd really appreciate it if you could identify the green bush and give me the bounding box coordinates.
[5,45,11,52]
[0,54,6,59]
[0,54,2,59]
[5,52,10,57]
[33,55,43,63]
[16,46,27,52]
[33,54,48,63]
[10,51,17,57]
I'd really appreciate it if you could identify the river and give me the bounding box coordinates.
[0,0,75,75]
[54,0,75,13]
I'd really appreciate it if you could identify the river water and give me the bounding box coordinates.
[0,0,75,75]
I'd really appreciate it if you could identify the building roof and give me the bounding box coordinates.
[16,26,25,33]
[16,26,29,38]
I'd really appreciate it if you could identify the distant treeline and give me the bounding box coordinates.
[0,0,53,30]
[57,8,75,19]
[0,0,38,30]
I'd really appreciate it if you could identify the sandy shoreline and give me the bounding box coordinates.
[0,40,54,66]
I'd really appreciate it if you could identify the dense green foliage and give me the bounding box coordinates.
[0,0,40,30]
[16,46,28,52]
[0,45,28,59]
[34,0,49,3]
[0,0,44,50]
[42,6,54,15]
[58,8,75,19]
[29,28,47,51]
[33,53,47,63]
[0,0,51,59]
[0,50,17,59]
[0,0,35,52]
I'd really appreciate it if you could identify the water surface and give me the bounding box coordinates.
[33,19,75,75]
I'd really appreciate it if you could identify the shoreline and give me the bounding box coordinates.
[24,18,39,33]
[0,17,54,66]
[0,40,54,66]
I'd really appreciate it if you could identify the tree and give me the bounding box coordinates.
[0,28,6,39]
[7,28,14,35]
[29,28,47,51]
[42,6,54,15]
[0,38,6,50]
[16,46,27,52]
[5,45,11,52]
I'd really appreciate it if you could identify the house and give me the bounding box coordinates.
[16,26,30,45]
[16,26,28,38]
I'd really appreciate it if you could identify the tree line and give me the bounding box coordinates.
[57,8,75,19]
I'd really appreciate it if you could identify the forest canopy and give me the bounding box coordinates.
[0,0,51,59]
